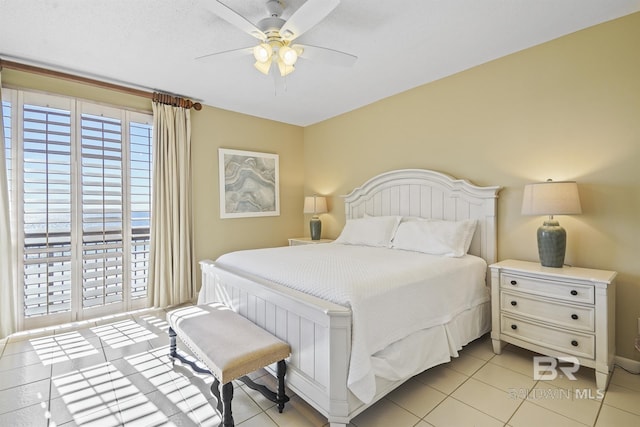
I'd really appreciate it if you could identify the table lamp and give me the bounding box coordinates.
[521,180,582,268]
[303,195,328,240]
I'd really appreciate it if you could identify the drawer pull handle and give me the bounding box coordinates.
[570,290,578,296]
[571,314,579,320]
[510,280,517,286]
[571,340,579,347]
[510,301,517,306]
[511,324,518,330]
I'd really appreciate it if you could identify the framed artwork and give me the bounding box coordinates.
[218,148,280,218]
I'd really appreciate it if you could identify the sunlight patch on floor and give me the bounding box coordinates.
[137,314,171,333]
[52,360,173,426]
[30,331,99,365]
[91,319,157,349]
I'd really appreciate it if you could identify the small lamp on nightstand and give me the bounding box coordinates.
[304,195,328,240]
[521,180,582,268]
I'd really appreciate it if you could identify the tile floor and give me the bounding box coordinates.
[1,307,640,427]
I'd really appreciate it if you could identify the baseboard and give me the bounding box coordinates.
[615,355,640,374]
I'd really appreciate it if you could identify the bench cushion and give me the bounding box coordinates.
[168,303,290,384]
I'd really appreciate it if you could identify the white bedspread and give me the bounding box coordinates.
[199,243,488,403]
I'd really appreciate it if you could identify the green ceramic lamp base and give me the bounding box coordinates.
[537,219,566,268]
[310,217,322,240]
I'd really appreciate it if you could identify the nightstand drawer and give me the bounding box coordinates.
[500,314,595,359]
[500,273,594,304]
[500,291,595,332]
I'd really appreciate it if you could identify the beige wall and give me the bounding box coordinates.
[303,13,640,361]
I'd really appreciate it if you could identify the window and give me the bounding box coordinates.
[2,89,152,328]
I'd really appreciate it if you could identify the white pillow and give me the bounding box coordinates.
[334,216,402,248]
[391,218,477,257]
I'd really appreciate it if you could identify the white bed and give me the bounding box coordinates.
[198,169,501,426]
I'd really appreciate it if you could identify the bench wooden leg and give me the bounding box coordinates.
[168,328,211,375]
[221,382,234,427]
[210,377,222,415]
[277,360,287,413]
[168,327,177,361]
[237,360,290,413]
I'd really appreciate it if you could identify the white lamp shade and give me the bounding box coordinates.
[278,45,298,66]
[277,60,295,77]
[521,181,582,216]
[303,196,328,214]
[253,43,273,62]
[254,58,272,75]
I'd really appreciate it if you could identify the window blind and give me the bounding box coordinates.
[80,113,124,308]
[22,104,73,317]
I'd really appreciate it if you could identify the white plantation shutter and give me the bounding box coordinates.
[2,89,152,327]
[22,102,73,317]
[80,112,124,308]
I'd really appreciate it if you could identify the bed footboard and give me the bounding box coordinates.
[199,260,353,424]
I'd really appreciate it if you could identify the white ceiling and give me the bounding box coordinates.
[1,0,639,126]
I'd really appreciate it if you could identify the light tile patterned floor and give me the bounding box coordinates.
[1,307,640,426]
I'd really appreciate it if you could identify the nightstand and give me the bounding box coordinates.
[288,237,334,246]
[490,259,616,390]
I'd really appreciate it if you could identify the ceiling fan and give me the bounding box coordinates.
[200,0,357,77]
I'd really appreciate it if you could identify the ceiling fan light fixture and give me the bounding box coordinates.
[277,60,295,77]
[204,0,356,79]
[254,58,272,75]
[253,43,273,62]
[278,45,298,66]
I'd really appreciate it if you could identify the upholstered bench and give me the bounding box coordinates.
[167,303,291,427]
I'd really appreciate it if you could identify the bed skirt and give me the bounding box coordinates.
[350,299,490,414]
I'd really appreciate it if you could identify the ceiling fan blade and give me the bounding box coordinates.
[280,0,340,41]
[205,0,266,40]
[296,44,357,67]
[196,46,253,61]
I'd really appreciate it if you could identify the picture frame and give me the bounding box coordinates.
[218,148,280,218]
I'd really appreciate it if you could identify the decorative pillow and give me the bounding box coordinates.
[334,216,402,248]
[391,218,477,257]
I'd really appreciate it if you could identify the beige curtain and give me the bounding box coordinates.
[148,102,196,308]
[0,71,17,338]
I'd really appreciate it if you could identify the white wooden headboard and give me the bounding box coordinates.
[343,169,501,265]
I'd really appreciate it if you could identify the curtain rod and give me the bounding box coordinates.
[0,59,202,111]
